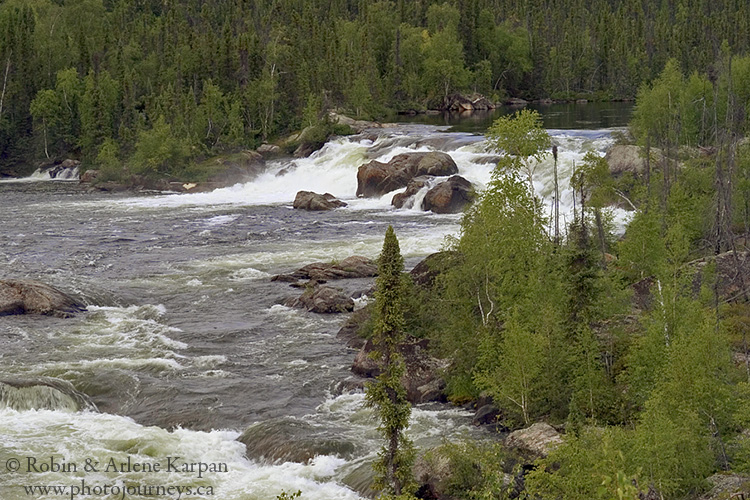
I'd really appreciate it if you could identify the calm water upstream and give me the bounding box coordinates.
[0,104,631,499]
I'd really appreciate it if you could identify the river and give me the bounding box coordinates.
[0,104,631,500]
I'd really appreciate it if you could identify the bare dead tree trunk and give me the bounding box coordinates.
[0,53,11,120]
[553,144,560,245]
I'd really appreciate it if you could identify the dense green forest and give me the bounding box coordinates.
[2,0,750,177]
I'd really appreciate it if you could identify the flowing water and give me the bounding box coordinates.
[0,105,631,500]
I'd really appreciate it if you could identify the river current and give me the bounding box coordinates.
[0,113,627,499]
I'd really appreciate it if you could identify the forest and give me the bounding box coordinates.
[1,0,749,178]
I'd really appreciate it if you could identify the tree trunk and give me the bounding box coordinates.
[0,54,11,120]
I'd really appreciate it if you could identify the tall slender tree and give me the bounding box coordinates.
[365,225,417,499]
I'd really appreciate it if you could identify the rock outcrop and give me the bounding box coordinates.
[504,422,563,458]
[356,152,458,198]
[443,93,497,112]
[410,251,459,289]
[327,112,387,133]
[0,280,86,318]
[352,337,448,404]
[422,175,475,214]
[79,169,99,183]
[293,191,347,211]
[256,143,281,156]
[698,473,750,499]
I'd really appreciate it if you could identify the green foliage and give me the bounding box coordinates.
[95,138,122,182]
[131,115,191,178]
[275,491,301,500]
[631,59,683,148]
[425,440,512,500]
[365,226,417,499]
[485,109,551,194]
[525,426,638,500]
[617,206,667,281]
[421,27,470,107]
[475,310,547,426]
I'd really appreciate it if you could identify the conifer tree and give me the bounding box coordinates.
[365,225,416,499]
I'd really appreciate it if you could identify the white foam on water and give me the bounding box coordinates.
[0,409,363,500]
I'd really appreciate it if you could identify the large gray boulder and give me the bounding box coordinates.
[605,145,663,177]
[505,422,563,458]
[356,152,458,198]
[0,280,86,318]
[293,191,347,211]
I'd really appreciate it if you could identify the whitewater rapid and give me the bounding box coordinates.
[0,122,627,500]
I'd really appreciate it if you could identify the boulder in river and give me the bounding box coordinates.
[422,175,475,214]
[0,279,86,317]
[272,256,377,282]
[0,378,95,412]
[356,152,458,198]
[239,418,358,463]
[284,284,355,313]
[293,191,347,211]
[48,160,80,179]
[79,169,99,183]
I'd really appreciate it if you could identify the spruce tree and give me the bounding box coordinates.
[365,225,416,499]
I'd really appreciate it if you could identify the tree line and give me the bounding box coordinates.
[2,0,749,177]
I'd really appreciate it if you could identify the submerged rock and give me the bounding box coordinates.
[0,279,86,317]
[293,191,347,211]
[0,378,96,412]
[422,175,475,214]
[239,418,358,463]
[284,285,355,313]
[356,152,458,198]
